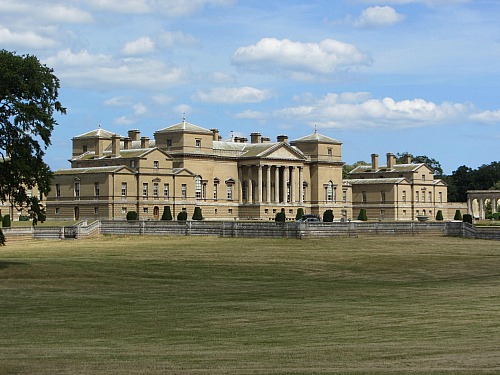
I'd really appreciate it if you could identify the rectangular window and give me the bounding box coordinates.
[428,192,432,202]
[56,184,61,198]
[95,182,100,197]
[228,208,233,214]
[164,183,169,199]
[402,190,406,203]
[422,192,425,203]
[121,182,127,197]
[416,191,419,202]
[381,190,386,203]
[327,148,332,156]
[422,174,426,181]
[153,160,159,170]
[122,207,127,214]
[227,185,233,200]
[403,209,406,217]
[213,184,218,200]
[55,207,60,214]
[439,192,443,203]
[82,145,87,153]
[94,207,99,215]
[143,183,148,200]
[143,207,148,213]
[195,178,202,199]
[153,182,159,199]
[181,184,187,200]
[342,190,347,203]
[130,160,136,168]
[166,139,172,148]
[74,182,80,199]
[362,191,367,203]
[196,139,201,149]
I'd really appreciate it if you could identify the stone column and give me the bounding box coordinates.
[493,195,498,215]
[282,166,289,204]
[257,165,263,204]
[299,167,303,204]
[238,166,243,204]
[266,165,271,203]
[479,197,484,220]
[248,166,253,204]
[290,167,296,203]
[274,166,280,203]
[467,195,472,215]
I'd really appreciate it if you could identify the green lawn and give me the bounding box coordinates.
[1,236,499,374]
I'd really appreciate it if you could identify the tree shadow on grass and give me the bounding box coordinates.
[0,261,28,270]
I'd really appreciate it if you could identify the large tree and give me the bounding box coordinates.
[396,152,444,177]
[0,50,66,244]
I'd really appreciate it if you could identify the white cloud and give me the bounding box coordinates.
[85,0,233,15]
[193,87,272,104]
[104,96,132,106]
[85,0,150,13]
[159,31,198,47]
[275,92,470,129]
[132,103,147,115]
[45,49,186,89]
[115,116,137,126]
[232,38,371,80]
[155,0,234,17]
[122,36,155,55]
[152,94,174,105]
[353,6,405,28]
[0,26,56,48]
[358,0,468,5]
[0,1,93,24]
[174,104,193,117]
[234,110,267,120]
[470,110,500,123]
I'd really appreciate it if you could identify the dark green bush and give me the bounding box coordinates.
[295,208,305,221]
[323,209,334,222]
[462,214,473,224]
[453,209,462,221]
[192,207,203,220]
[19,215,30,222]
[435,210,444,221]
[357,209,367,221]
[2,214,11,228]
[126,211,138,221]
[275,208,286,222]
[177,211,188,221]
[161,206,173,221]
[0,228,5,246]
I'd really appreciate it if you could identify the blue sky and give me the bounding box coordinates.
[2,0,499,174]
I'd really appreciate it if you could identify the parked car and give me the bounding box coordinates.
[297,214,321,222]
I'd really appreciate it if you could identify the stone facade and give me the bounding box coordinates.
[345,153,449,221]
[45,120,352,221]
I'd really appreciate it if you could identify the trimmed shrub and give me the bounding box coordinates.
[126,211,138,221]
[275,208,286,222]
[19,215,30,222]
[192,207,203,221]
[453,209,462,221]
[323,209,334,222]
[2,214,11,228]
[161,206,173,221]
[295,208,305,221]
[357,209,367,221]
[177,211,188,221]
[462,214,473,224]
[0,228,5,246]
[435,210,444,221]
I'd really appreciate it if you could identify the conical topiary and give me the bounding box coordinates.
[161,206,173,221]
[323,209,334,222]
[454,209,462,221]
[295,208,305,221]
[357,209,367,221]
[192,207,203,220]
[436,210,444,221]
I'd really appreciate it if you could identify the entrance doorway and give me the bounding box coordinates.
[153,206,159,220]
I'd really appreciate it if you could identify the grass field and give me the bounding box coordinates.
[1,236,499,374]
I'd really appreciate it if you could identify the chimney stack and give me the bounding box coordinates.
[404,153,412,164]
[123,137,132,150]
[210,128,219,141]
[128,129,140,141]
[94,138,103,158]
[261,137,270,143]
[277,135,288,143]
[111,134,121,157]
[250,132,261,144]
[371,153,379,171]
[387,153,395,170]
[141,136,150,149]
[239,137,248,143]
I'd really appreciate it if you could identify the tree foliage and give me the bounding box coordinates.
[445,162,500,202]
[343,160,369,179]
[323,209,334,222]
[0,50,66,244]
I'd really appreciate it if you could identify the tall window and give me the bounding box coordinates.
[94,182,100,197]
[56,184,61,199]
[242,182,246,200]
[428,191,432,203]
[416,191,419,202]
[327,148,332,156]
[153,183,159,199]
[439,192,443,203]
[402,190,406,203]
[166,139,172,148]
[422,192,425,203]
[326,181,333,201]
[213,183,218,200]
[227,185,233,200]
[362,191,367,203]
[181,184,187,200]
[74,182,80,200]
[121,182,127,197]
[153,160,159,171]
[422,174,426,181]
[164,183,169,199]
[381,190,386,203]
[130,160,136,168]
[143,183,148,200]
[196,139,201,149]
[342,190,347,203]
[195,176,202,199]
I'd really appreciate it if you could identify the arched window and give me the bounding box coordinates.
[195,176,202,199]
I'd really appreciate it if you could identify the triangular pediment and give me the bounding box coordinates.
[260,144,306,160]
